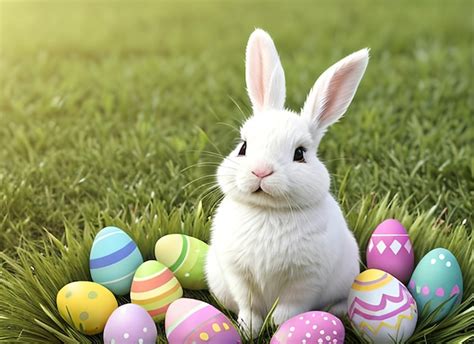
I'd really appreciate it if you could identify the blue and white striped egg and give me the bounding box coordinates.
[90,226,144,295]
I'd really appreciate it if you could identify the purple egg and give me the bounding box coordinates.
[104,304,157,344]
[366,219,415,283]
[271,311,345,344]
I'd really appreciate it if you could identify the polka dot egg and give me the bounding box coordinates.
[270,311,344,344]
[408,248,463,324]
[154,234,209,290]
[131,260,183,322]
[165,298,241,344]
[56,281,118,335]
[104,304,157,344]
[90,226,144,295]
[348,269,418,343]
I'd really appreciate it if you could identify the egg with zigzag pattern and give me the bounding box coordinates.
[348,269,418,344]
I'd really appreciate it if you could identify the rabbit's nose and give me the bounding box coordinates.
[252,168,274,179]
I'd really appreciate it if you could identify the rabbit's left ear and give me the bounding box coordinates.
[246,29,286,112]
[302,48,369,137]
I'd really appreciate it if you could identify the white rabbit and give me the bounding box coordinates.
[206,28,368,336]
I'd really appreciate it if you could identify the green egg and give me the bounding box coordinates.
[155,234,209,290]
[408,248,463,323]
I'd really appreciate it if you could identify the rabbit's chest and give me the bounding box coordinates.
[214,199,329,279]
[233,218,302,273]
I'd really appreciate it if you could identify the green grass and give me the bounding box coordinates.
[0,0,472,343]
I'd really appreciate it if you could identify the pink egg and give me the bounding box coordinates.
[366,219,414,283]
[165,298,241,344]
[270,311,344,344]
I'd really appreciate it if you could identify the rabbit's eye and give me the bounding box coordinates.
[293,147,306,162]
[238,141,247,156]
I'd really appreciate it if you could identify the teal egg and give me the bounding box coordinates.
[408,248,463,323]
[90,226,144,295]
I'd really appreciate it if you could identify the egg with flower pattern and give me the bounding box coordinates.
[348,269,418,344]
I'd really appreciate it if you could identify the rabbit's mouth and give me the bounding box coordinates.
[254,187,263,193]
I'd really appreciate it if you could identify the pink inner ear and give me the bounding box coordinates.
[250,39,265,108]
[318,62,358,124]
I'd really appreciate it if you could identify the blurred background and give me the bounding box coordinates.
[0,0,472,247]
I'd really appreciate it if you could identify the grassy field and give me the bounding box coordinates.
[0,0,472,343]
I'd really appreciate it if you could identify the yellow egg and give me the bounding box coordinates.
[56,281,118,335]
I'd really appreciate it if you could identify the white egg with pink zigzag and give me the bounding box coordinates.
[348,269,418,344]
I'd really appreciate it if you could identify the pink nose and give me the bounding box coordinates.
[252,168,274,179]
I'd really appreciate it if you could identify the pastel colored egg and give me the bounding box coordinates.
[131,260,183,322]
[348,269,418,344]
[165,298,241,344]
[104,304,157,344]
[408,248,463,324]
[90,226,144,295]
[366,219,414,283]
[154,234,209,290]
[270,311,344,344]
[56,281,118,335]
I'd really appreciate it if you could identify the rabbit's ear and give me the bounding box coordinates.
[302,48,369,137]
[246,29,286,112]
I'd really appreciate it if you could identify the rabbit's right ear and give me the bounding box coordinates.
[245,29,286,113]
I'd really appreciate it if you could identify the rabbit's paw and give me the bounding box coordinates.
[327,299,348,317]
[272,303,308,325]
[238,309,263,338]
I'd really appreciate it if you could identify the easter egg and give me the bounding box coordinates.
[408,248,463,323]
[56,281,118,335]
[131,260,183,322]
[104,304,157,344]
[348,269,418,344]
[165,298,241,344]
[90,226,144,295]
[270,311,344,344]
[154,234,209,290]
[366,219,414,283]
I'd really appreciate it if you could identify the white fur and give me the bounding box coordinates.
[302,48,369,143]
[206,28,368,336]
[245,29,286,112]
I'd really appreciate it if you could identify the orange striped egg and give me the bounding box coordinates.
[130,260,183,322]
